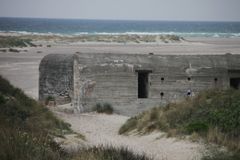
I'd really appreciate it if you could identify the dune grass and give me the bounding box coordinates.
[119,89,240,159]
[202,150,240,160]
[0,36,36,48]
[71,146,151,160]
[0,75,72,160]
[0,75,72,136]
[0,127,67,160]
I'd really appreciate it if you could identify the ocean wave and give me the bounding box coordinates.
[0,30,68,37]
[1,30,240,38]
[73,31,240,38]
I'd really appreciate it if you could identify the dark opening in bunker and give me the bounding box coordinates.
[138,72,149,98]
[136,70,152,98]
[230,78,240,89]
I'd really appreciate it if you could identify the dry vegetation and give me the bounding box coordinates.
[0,75,150,160]
[119,89,240,160]
[71,146,152,160]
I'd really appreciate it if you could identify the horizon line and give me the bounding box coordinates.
[0,16,240,23]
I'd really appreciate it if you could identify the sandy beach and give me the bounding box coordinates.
[0,35,240,159]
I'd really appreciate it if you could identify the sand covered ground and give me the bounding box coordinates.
[0,35,240,159]
[55,111,204,160]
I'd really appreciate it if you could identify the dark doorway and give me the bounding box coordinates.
[138,72,149,98]
[230,78,240,89]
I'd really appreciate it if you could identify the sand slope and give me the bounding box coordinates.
[56,111,204,160]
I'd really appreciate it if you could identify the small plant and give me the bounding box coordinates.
[45,95,55,105]
[185,122,209,134]
[46,96,54,101]
[9,48,20,52]
[93,102,113,114]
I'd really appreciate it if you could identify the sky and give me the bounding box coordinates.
[0,0,240,21]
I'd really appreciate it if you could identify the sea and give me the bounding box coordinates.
[0,17,240,38]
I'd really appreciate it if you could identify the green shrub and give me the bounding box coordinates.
[102,103,113,114]
[185,122,209,134]
[94,103,102,112]
[93,102,113,114]
[45,95,55,105]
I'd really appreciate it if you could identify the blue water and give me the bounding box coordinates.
[0,17,240,38]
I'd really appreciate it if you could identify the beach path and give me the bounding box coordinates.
[56,111,204,160]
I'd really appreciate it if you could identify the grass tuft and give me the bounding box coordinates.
[71,145,152,160]
[119,117,138,134]
[202,148,240,160]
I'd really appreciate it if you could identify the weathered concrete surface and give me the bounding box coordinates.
[39,54,74,104]
[39,53,240,116]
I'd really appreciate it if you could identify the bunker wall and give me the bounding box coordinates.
[73,53,240,116]
[39,54,74,105]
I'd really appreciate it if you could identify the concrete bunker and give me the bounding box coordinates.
[39,53,240,116]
